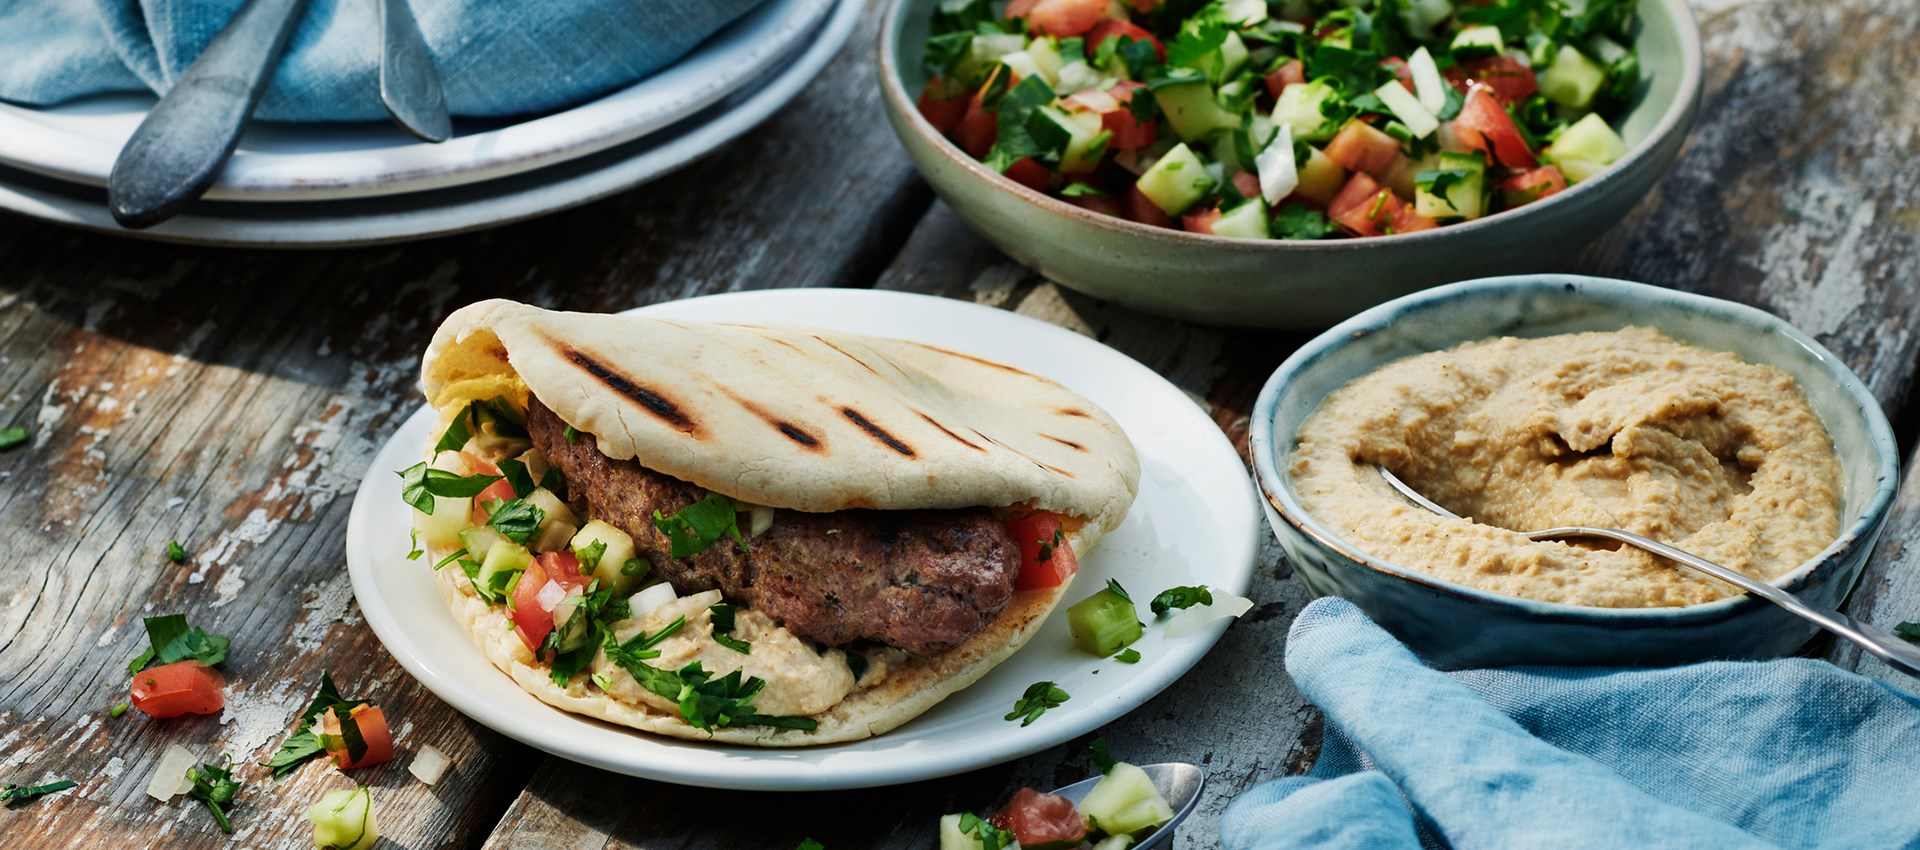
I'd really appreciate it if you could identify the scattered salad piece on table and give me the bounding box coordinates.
[166,539,187,563]
[266,673,385,777]
[795,840,826,850]
[941,740,1179,849]
[1895,622,1920,645]
[109,700,129,718]
[309,785,379,850]
[918,0,1640,238]
[129,660,225,718]
[1006,680,1072,726]
[1,779,77,804]
[0,425,28,451]
[186,757,242,834]
[408,745,453,786]
[146,745,198,801]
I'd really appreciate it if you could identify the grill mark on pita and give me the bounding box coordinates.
[769,338,809,356]
[916,343,1037,377]
[718,387,825,451]
[560,347,696,433]
[842,408,915,457]
[973,430,1076,477]
[1056,407,1092,418]
[816,336,883,377]
[916,411,987,452]
[1042,434,1088,452]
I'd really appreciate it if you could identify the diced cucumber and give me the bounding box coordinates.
[572,519,642,595]
[478,540,533,595]
[1449,25,1504,62]
[1293,145,1346,205]
[1026,37,1065,85]
[1035,106,1109,173]
[1185,30,1248,83]
[1135,143,1214,216]
[1079,763,1175,837]
[1373,81,1437,138]
[459,526,512,563]
[1212,198,1272,239]
[1000,50,1047,86]
[308,786,379,850]
[1220,0,1266,25]
[523,487,579,553]
[1152,81,1237,142]
[411,495,471,550]
[1546,113,1628,169]
[1537,44,1607,109]
[938,813,1007,850]
[1555,158,1608,183]
[961,33,1029,80]
[1067,586,1144,656]
[1055,60,1103,95]
[1415,150,1487,220]
[1271,80,1340,142]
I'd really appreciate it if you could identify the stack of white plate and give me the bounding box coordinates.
[0,0,856,247]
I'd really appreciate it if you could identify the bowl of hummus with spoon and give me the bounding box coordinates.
[1249,275,1899,669]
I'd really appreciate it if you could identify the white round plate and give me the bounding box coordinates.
[0,0,855,247]
[0,0,831,201]
[346,289,1261,791]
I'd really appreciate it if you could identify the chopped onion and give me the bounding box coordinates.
[1408,47,1449,115]
[749,505,775,538]
[628,582,679,620]
[1164,592,1256,637]
[1064,88,1120,114]
[1255,124,1299,204]
[146,744,196,801]
[534,579,566,612]
[408,745,452,786]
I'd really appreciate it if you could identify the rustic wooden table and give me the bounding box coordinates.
[2,0,1916,846]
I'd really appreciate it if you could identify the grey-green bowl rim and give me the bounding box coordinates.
[1246,274,1902,625]
[877,0,1704,249]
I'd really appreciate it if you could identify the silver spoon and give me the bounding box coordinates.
[107,0,311,228]
[1045,762,1206,848]
[1376,465,1920,677]
[379,0,451,143]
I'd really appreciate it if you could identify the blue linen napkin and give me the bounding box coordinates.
[1223,597,1920,849]
[0,0,766,122]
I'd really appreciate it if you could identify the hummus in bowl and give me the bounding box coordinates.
[1290,328,1841,608]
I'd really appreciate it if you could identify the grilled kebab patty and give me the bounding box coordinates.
[527,397,1021,657]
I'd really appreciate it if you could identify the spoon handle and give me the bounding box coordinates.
[107,0,311,228]
[379,0,451,143]
[1529,525,1920,678]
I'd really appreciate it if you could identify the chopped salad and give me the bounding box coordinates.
[918,0,1641,239]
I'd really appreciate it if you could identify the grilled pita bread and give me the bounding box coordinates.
[417,299,1140,745]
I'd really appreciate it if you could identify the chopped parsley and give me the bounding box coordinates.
[1036,526,1065,562]
[166,540,186,564]
[1105,578,1133,603]
[652,492,746,559]
[544,582,627,686]
[186,757,241,833]
[109,701,129,718]
[127,614,230,675]
[1090,738,1117,775]
[709,604,752,655]
[1274,203,1336,240]
[573,539,608,573]
[1060,182,1107,198]
[1150,585,1215,617]
[432,547,467,571]
[1,779,76,804]
[958,812,1015,850]
[497,457,537,498]
[396,462,502,514]
[1004,681,1070,727]
[484,497,545,544]
[601,628,813,731]
[0,426,28,452]
[1415,169,1473,212]
[1895,622,1920,644]
[265,673,372,778]
[1115,648,1142,663]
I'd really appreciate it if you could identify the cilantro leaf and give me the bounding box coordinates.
[983,75,1058,173]
[1274,203,1336,240]
[652,493,745,559]
[1150,585,1215,616]
[497,457,536,499]
[433,407,473,454]
[1115,648,1142,663]
[396,462,503,514]
[1,779,76,804]
[1004,680,1070,726]
[485,497,545,544]
[574,539,608,573]
[128,614,230,675]
[1165,19,1228,69]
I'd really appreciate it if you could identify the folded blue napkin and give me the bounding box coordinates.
[1223,597,1920,849]
[0,0,765,122]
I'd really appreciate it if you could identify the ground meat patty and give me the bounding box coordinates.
[526,397,1020,657]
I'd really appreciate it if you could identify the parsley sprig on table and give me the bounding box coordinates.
[1,779,77,804]
[187,757,241,833]
[127,614,230,675]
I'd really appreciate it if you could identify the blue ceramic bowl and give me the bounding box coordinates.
[1248,275,1901,668]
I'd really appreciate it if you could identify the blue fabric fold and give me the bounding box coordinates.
[0,0,766,122]
[1222,597,1920,850]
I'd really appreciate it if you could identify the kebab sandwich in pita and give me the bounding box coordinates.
[401,299,1140,745]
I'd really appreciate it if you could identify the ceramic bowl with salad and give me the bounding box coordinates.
[877,0,1703,327]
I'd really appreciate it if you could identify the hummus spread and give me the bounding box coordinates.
[1290,328,1841,607]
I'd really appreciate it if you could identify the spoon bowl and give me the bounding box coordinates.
[1044,762,1206,849]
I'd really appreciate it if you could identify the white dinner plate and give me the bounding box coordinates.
[0,0,856,247]
[0,0,832,201]
[346,289,1261,791]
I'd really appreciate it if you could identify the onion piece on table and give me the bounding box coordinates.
[408,745,451,786]
[146,744,197,801]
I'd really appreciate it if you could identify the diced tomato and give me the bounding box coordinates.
[956,94,998,160]
[1327,172,1404,237]
[917,79,968,135]
[511,556,557,650]
[989,788,1089,850]
[1062,188,1123,217]
[1084,19,1166,62]
[1389,205,1440,233]
[1499,165,1569,205]
[1019,0,1106,36]
[1181,204,1223,234]
[1230,170,1261,200]
[1099,82,1156,150]
[1264,60,1305,100]
[319,704,396,770]
[536,550,589,589]
[1445,56,1538,105]
[1124,186,1175,228]
[1323,120,1403,179]
[1454,86,1536,169]
[1004,158,1052,191]
[470,477,518,526]
[1004,511,1078,590]
[130,660,225,718]
[1004,0,1040,17]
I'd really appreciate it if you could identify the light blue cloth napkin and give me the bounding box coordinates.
[1223,597,1920,850]
[0,0,765,122]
